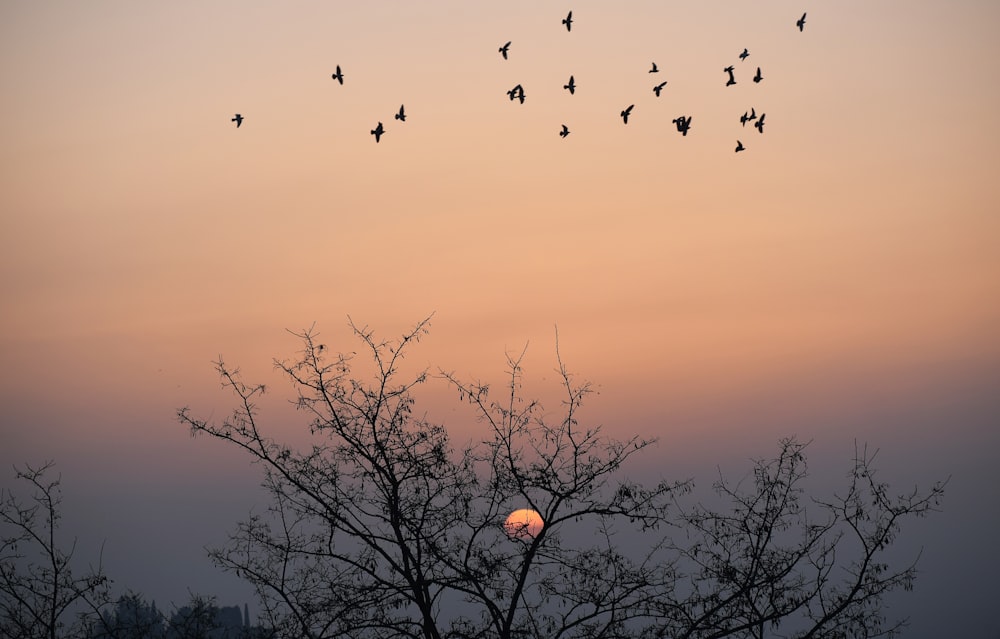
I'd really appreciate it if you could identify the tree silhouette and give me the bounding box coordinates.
[179,318,945,639]
[87,592,165,639]
[1,462,112,639]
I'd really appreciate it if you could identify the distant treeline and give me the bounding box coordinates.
[86,593,269,639]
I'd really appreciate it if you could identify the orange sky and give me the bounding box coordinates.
[2,2,998,635]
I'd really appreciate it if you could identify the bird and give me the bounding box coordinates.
[649,62,659,73]
[499,41,511,59]
[394,104,406,122]
[740,108,757,126]
[653,81,667,96]
[739,48,749,61]
[562,11,573,32]
[735,140,745,152]
[754,112,766,133]
[371,121,385,142]
[796,12,807,32]
[672,115,692,136]
[753,67,763,83]
[724,65,737,86]
[506,84,526,104]
[564,75,576,94]
[559,124,570,138]
[331,65,344,84]
[620,104,634,124]
[231,113,243,128]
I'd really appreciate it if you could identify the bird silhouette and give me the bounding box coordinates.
[724,65,737,86]
[564,75,576,94]
[559,124,570,138]
[649,62,659,73]
[754,112,766,133]
[562,11,573,31]
[506,84,525,104]
[653,81,667,96]
[753,67,763,83]
[735,140,745,152]
[371,121,385,142]
[331,65,344,84]
[739,48,749,61]
[796,12,807,31]
[499,41,511,59]
[740,108,757,127]
[395,104,406,122]
[672,115,692,136]
[231,114,243,128]
[621,104,634,124]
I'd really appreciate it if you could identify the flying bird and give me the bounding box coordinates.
[564,75,576,94]
[724,65,737,86]
[753,67,763,83]
[740,107,757,126]
[331,65,344,84]
[499,41,511,59]
[371,121,385,143]
[231,113,243,128]
[394,104,406,122]
[735,140,745,152]
[620,104,634,124]
[796,12,807,31]
[653,81,667,96]
[672,115,692,136]
[559,124,570,138]
[507,84,526,103]
[739,48,749,61]
[754,112,766,133]
[562,11,573,31]
[649,62,659,73]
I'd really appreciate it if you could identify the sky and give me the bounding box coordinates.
[1,1,999,636]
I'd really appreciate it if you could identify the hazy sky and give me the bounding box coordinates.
[2,2,998,637]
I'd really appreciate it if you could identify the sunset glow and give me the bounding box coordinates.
[1,2,997,636]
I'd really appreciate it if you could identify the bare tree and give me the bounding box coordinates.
[644,439,946,639]
[178,318,945,639]
[1,462,112,639]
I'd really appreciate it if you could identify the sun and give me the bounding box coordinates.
[503,508,544,539]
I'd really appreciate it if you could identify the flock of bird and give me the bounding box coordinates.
[230,10,809,153]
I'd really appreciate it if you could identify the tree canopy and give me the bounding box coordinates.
[178,317,946,639]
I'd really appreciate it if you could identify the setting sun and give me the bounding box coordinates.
[503,508,544,539]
